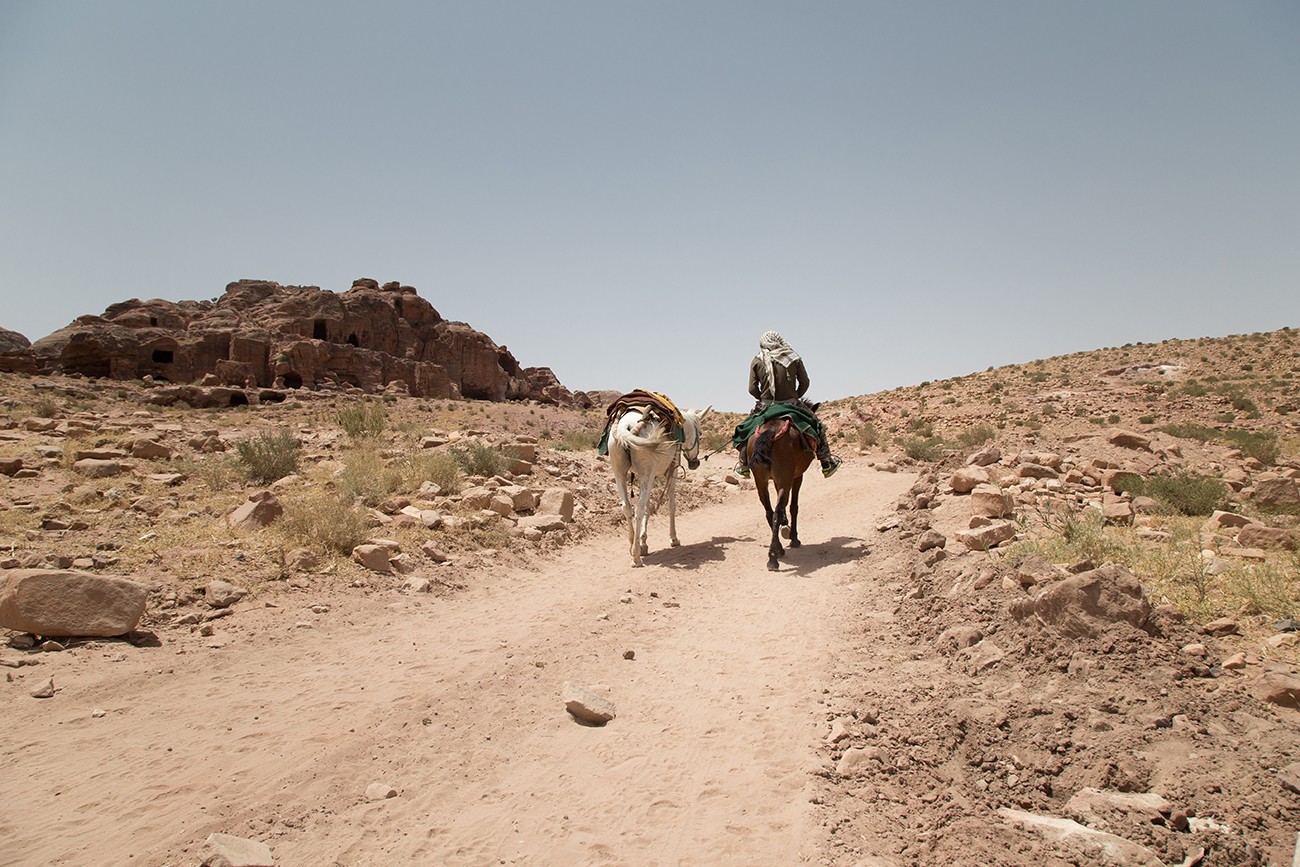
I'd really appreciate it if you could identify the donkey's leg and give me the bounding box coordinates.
[635,479,653,558]
[666,469,680,547]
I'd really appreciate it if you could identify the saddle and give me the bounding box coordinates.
[731,402,823,453]
[597,389,685,455]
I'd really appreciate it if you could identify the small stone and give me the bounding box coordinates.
[365,783,398,801]
[622,649,635,660]
[203,832,275,867]
[563,681,616,725]
[31,677,54,698]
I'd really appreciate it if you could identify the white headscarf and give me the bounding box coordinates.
[759,331,801,398]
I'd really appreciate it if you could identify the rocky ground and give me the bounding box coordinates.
[2,327,1300,866]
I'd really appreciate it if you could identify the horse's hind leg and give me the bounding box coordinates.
[788,475,804,549]
[767,488,788,571]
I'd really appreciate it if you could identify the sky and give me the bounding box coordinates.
[1,2,1297,413]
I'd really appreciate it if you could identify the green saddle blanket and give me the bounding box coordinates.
[731,403,823,451]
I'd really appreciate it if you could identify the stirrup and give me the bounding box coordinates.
[821,456,841,478]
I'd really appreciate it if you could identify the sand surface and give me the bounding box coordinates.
[2,461,915,866]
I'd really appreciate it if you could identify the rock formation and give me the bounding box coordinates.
[22,278,577,404]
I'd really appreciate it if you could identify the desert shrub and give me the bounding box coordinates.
[857,422,880,449]
[32,396,60,418]
[1232,396,1258,414]
[898,435,944,462]
[701,428,732,453]
[1108,414,1121,424]
[554,429,601,452]
[334,448,385,504]
[907,418,934,438]
[956,424,996,449]
[1042,404,1057,416]
[281,490,369,555]
[1221,429,1279,465]
[1123,470,1228,517]
[337,402,387,439]
[1138,415,1156,425]
[1159,422,1216,443]
[449,440,508,477]
[179,454,242,492]
[1012,506,1131,569]
[1181,380,1208,397]
[392,448,462,494]
[235,428,301,484]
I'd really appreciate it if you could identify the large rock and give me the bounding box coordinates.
[1252,477,1299,508]
[950,466,989,493]
[969,484,1013,518]
[0,569,149,637]
[227,491,284,530]
[1106,428,1152,450]
[538,489,575,520]
[1009,564,1152,638]
[28,279,574,405]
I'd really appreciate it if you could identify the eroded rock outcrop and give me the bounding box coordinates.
[28,278,575,404]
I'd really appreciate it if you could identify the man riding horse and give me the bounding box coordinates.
[734,331,841,479]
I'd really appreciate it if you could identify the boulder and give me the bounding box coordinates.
[1009,564,1152,639]
[1236,525,1298,551]
[227,491,283,530]
[969,483,1013,518]
[205,580,248,609]
[538,489,575,520]
[0,569,149,637]
[1250,671,1300,709]
[954,521,1016,551]
[352,544,392,572]
[1107,428,1152,450]
[1252,477,1299,508]
[950,466,989,493]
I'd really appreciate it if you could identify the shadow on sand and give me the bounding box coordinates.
[769,534,869,575]
[640,536,746,569]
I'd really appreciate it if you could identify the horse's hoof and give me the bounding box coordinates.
[767,559,780,571]
[780,526,790,540]
[670,539,680,548]
[790,539,801,549]
[631,560,643,568]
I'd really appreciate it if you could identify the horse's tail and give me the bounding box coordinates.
[751,428,777,469]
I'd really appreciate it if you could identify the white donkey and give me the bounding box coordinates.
[608,405,712,567]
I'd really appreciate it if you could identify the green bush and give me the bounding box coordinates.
[554,429,601,452]
[236,428,301,484]
[956,424,996,449]
[282,490,369,555]
[1182,380,1208,397]
[337,403,387,439]
[898,435,945,462]
[857,422,880,449]
[1159,422,1216,442]
[1221,429,1279,465]
[450,440,508,477]
[1120,470,1229,517]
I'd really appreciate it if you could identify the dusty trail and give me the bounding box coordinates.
[1,461,914,867]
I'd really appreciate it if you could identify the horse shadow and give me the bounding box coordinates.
[641,536,742,570]
[774,535,869,575]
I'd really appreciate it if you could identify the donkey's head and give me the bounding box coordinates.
[680,405,713,470]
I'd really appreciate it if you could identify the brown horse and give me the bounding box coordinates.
[741,415,816,571]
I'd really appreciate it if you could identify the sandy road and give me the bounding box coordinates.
[1,461,914,867]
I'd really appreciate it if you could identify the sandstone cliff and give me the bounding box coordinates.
[23,279,577,405]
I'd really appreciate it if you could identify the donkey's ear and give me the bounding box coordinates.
[702,404,713,419]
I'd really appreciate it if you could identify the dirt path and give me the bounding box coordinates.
[1,461,916,867]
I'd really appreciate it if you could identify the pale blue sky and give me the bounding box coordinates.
[2,2,1297,412]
